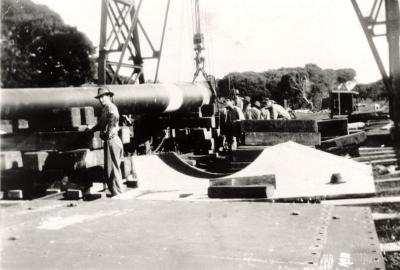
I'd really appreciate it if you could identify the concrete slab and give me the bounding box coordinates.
[0,199,384,270]
[231,141,376,200]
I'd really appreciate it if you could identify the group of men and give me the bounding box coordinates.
[220,89,292,150]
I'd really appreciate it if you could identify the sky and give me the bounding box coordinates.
[31,0,389,84]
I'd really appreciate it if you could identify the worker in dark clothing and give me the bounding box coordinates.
[221,97,244,150]
[244,97,261,120]
[93,86,124,197]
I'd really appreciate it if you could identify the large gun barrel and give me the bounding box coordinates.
[1,82,212,118]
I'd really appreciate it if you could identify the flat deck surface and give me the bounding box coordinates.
[0,199,384,269]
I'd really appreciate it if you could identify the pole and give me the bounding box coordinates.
[385,0,400,139]
[98,0,108,85]
[154,0,171,83]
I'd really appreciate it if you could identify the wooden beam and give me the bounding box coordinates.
[210,175,276,187]
[208,185,275,199]
[353,153,397,162]
[372,212,400,220]
[375,177,400,184]
[368,158,399,166]
[321,196,400,206]
[239,120,318,133]
[1,131,103,152]
[320,132,367,149]
[380,241,400,253]
[244,132,321,146]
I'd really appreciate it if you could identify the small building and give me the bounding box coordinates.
[330,90,359,118]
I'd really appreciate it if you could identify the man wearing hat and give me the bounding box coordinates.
[221,97,245,150]
[93,86,124,197]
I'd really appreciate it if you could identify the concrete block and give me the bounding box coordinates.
[66,189,82,200]
[0,151,23,170]
[7,190,23,200]
[239,120,318,133]
[0,120,13,134]
[244,132,321,146]
[46,189,61,195]
[119,126,131,144]
[22,151,50,171]
[17,119,29,129]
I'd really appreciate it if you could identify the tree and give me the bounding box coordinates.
[217,64,359,110]
[355,80,387,101]
[1,0,95,88]
[336,68,356,84]
[217,72,269,101]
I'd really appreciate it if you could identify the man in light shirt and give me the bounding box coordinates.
[266,100,291,120]
[93,86,124,197]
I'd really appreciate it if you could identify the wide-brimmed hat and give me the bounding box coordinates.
[95,87,114,99]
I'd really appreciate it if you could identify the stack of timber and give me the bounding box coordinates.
[164,116,217,154]
[319,132,367,155]
[227,120,320,172]
[238,119,320,147]
[0,106,134,200]
[354,146,400,168]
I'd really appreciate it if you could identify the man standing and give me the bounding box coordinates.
[266,100,291,120]
[93,86,124,197]
[221,97,245,150]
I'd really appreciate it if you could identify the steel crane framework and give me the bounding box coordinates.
[98,0,400,136]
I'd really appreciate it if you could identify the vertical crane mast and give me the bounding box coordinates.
[351,0,400,138]
[98,0,170,85]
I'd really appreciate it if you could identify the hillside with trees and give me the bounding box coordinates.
[1,0,96,88]
[217,64,388,110]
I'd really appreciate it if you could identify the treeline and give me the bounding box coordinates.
[1,0,95,88]
[217,64,361,110]
[354,80,387,101]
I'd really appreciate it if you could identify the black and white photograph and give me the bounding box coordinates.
[1,0,400,269]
